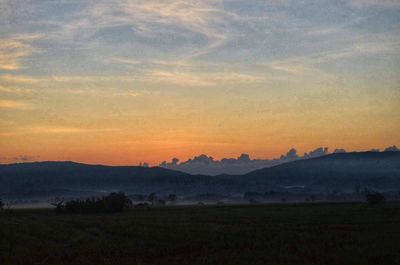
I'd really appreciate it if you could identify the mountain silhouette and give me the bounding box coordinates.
[1,151,399,198]
[240,151,400,192]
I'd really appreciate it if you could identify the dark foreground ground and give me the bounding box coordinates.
[1,203,399,265]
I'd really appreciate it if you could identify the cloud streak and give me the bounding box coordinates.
[348,0,400,8]
[0,99,32,110]
[0,74,40,84]
[30,0,237,63]
[130,69,264,87]
[90,0,236,58]
[0,125,120,136]
[0,33,42,70]
[0,85,32,95]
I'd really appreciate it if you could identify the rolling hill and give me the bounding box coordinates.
[240,151,400,192]
[0,151,399,199]
[0,161,241,198]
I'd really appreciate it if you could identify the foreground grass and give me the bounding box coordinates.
[0,203,399,265]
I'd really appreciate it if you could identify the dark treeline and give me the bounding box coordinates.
[52,192,131,213]
[241,189,391,204]
[51,192,178,213]
[48,189,387,214]
[365,191,386,204]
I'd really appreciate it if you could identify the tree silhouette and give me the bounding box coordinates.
[148,193,157,205]
[168,194,177,204]
[51,197,65,211]
[56,193,131,213]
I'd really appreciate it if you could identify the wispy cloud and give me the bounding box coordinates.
[0,0,33,24]
[107,57,191,68]
[2,70,263,89]
[0,154,40,163]
[0,74,40,84]
[267,63,309,75]
[0,40,32,70]
[348,0,400,8]
[111,91,141,97]
[145,70,264,87]
[104,0,232,48]
[44,86,142,98]
[40,75,138,83]
[0,33,42,70]
[148,70,214,87]
[0,99,32,110]
[108,57,141,65]
[0,125,120,136]
[48,0,237,60]
[0,118,16,126]
[262,38,400,80]
[29,126,109,134]
[0,85,32,94]
[13,155,40,162]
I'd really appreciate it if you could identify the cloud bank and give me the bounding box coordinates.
[160,145,399,175]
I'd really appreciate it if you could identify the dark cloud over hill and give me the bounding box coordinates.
[160,145,399,175]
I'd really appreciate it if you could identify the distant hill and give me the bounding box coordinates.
[0,161,241,198]
[240,151,400,192]
[0,152,399,199]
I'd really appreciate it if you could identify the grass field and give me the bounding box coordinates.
[1,203,399,265]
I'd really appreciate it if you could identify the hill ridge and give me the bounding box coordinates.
[0,151,399,198]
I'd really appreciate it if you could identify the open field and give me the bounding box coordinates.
[1,203,400,265]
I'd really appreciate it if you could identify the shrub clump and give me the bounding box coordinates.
[365,191,386,204]
[55,193,131,213]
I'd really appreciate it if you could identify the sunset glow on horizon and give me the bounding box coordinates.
[1,0,399,166]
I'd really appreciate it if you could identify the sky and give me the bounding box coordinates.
[0,0,399,165]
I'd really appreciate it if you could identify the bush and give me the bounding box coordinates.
[168,194,177,203]
[135,202,150,209]
[56,193,131,213]
[147,193,157,205]
[0,199,3,210]
[365,192,386,204]
[51,197,65,211]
